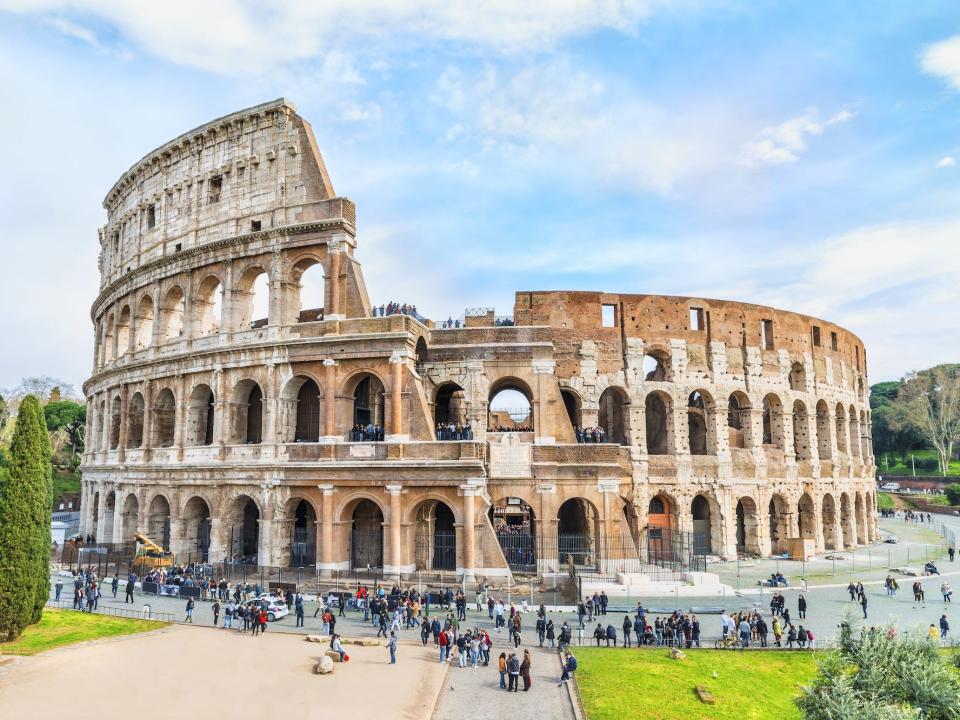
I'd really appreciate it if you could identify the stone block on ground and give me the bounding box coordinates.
[305,635,329,643]
[669,648,686,660]
[314,656,334,674]
[695,685,715,704]
[348,637,381,646]
[324,650,343,662]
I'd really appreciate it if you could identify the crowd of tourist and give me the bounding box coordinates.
[372,302,421,319]
[435,422,474,440]
[574,426,609,443]
[350,424,385,441]
[487,424,533,432]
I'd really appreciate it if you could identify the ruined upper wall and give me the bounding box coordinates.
[98,98,336,288]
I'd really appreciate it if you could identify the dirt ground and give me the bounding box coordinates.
[0,626,448,719]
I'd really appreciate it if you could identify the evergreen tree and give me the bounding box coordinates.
[0,395,52,639]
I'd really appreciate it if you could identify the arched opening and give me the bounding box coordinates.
[434,382,467,436]
[834,403,848,455]
[822,493,838,550]
[116,306,131,357]
[859,410,870,461]
[762,394,784,448]
[146,495,171,550]
[735,497,760,555]
[126,392,144,448]
[561,389,582,434]
[854,492,866,544]
[768,494,790,554]
[293,258,325,323]
[186,384,215,446]
[849,405,861,461]
[691,494,712,554]
[153,388,176,447]
[816,400,832,460]
[642,350,669,381]
[102,314,115,363]
[350,499,384,569]
[598,386,629,445]
[237,381,264,444]
[687,390,712,455]
[194,275,223,336]
[415,337,429,366]
[557,498,598,569]
[727,391,751,449]
[645,391,672,455]
[647,494,677,564]
[95,400,105,451]
[840,492,853,547]
[295,378,322,442]
[135,295,154,349]
[792,400,811,460]
[489,497,537,571]
[182,497,212,562]
[235,267,270,330]
[102,491,116,542]
[798,493,816,540]
[120,494,139,541]
[225,496,261,561]
[91,491,100,534]
[160,286,185,341]
[413,500,456,570]
[488,380,533,432]
[789,361,806,392]
[290,500,317,567]
[351,374,386,439]
[109,396,121,450]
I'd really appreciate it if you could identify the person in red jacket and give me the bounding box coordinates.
[438,628,450,663]
[259,608,268,634]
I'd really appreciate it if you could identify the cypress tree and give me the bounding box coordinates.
[0,395,51,640]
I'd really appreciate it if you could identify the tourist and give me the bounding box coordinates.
[330,633,346,662]
[224,601,234,628]
[388,631,397,664]
[786,624,797,649]
[536,615,546,646]
[498,652,507,688]
[545,619,556,649]
[507,652,520,691]
[295,594,304,627]
[860,592,868,619]
[941,581,953,603]
[606,623,617,647]
[559,651,577,685]
[738,616,751,648]
[940,614,950,639]
[54,579,63,602]
[212,599,220,626]
[798,593,807,619]
[623,614,633,648]
[112,574,119,598]
[796,625,807,649]
[438,625,450,662]
[520,649,532,691]
[929,624,940,642]
[259,607,268,634]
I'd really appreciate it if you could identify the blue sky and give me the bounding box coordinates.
[1,1,959,394]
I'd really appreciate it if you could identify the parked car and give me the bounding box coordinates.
[244,596,289,622]
[884,535,899,544]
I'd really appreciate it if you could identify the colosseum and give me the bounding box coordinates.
[79,98,878,584]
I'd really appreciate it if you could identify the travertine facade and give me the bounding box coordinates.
[80,99,878,579]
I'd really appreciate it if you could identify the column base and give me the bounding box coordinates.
[383,563,416,574]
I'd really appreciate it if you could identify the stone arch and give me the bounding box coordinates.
[816,400,832,460]
[224,493,262,561]
[126,392,145,448]
[488,376,534,431]
[797,493,816,540]
[792,400,811,460]
[645,390,673,455]
[415,336,429,365]
[735,496,761,556]
[119,492,139,541]
[135,294,154,349]
[278,374,321,443]
[854,492,866,544]
[834,403,848,455]
[727,391,752,449]
[859,410,870,461]
[91,490,100,533]
[821,493,838,550]
[95,399,105,451]
[762,393,785,449]
[839,492,854,547]
[185,383,215,446]
[557,497,600,569]
[180,496,212,562]
[116,305,131,357]
[691,493,716,554]
[687,389,715,455]
[642,347,670,381]
[489,496,538,571]
[342,496,384,569]
[194,274,223,336]
[274,496,319,567]
[561,387,582,432]
[768,493,791,554]
[231,379,264,444]
[647,492,679,564]
[434,381,467,428]
[109,395,122,450]
[153,387,176,447]
[102,313,115,364]
[789,361,806,392]
[345,371,387,435]
[598,385,630,445]
[410,498,457,571]
[848,405,861,461]
[160,285,185,341]
[291,256,326,323]
[145,493,172,550]
[234,265,271,330]
[102,490,116,543]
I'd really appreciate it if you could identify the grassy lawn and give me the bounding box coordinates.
[576,647,817,720]
[877,449,960,477]
[52,469,81,506]
[876,492,894,510]
[0,609,166,656]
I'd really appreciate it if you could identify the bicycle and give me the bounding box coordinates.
[714,635,744,650]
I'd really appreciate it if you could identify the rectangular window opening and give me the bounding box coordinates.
[208,175,222,204]
[251,220,262,232]
[830,331,838,351]
[761,319,774,350]
[601,304,616,328]
[689,307,705,331]
[812,325,821,347]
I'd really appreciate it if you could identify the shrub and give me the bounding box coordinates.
[944,483,960,506]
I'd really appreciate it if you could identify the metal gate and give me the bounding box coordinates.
[496,532,537,572]
[291,525,316,567]
[351,529,383,569]
[557,532,596,569]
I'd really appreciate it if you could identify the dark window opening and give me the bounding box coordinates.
[761,319,774,350]
[690,307,705,331]
[208,176,222,204]
[830,331,838,351]
[251,220,262,232]
[146,204,156,229]
[812,326,821,347]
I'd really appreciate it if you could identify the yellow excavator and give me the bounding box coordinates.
[133,531,173,569]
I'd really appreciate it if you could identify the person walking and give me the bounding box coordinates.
[125,573,136,603]
[295,594,304,627]
[54,579,63,602]
[184,597,195,623]
[388,631,397,664]
[212,600,220,626]
[847,582,857,601]
[111,574,119,598]
[536,615,546,647]
[949,546,955,562]
[860,592,868,619]
[941,581,953,603]
[940,614,950,639]
[520,650,532,691]
[798,594,807,619]
[546,619,556,649]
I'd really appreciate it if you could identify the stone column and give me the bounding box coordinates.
[258,518,273,567]
[175,375,187,460]
[213,368,227,459]
[142,381,154,460]
[387,352,408,442]
[318,484,335,576]
[386,484,403,572]
[326,239,343,320]
[117,384,128,463]
[95,487,108,541]
[461,485,477,578]
[207,516,225,561]
[322,359,338,441]
[532,360,556,444]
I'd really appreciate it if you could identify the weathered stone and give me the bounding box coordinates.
[305,635,328,643]
[669,648,686,660]
[315,656,334,674]
[325,650,343,662]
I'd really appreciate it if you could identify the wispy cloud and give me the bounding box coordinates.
[739,108,854,168]
[921,34,960,90]
[937,155,956,168]
[40,15,131,59]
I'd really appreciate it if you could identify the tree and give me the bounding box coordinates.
[0,396,52,640]
[6,376,77,404]
[945,483,960,506]
[797,622,960,719]
[890,365,960,477]
[44,400,86,465]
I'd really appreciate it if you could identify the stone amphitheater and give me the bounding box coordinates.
[79,98,878,582]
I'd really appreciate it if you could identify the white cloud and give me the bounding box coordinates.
[340,101,381,122]
[937,155,956,168]
[40,15,131,59]
[1,1,671,75]
[921,34,960,90]
[739,108,854,168]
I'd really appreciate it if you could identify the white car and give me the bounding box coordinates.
[245,596,289,622]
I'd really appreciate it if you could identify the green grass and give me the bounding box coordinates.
[576,647,817,720]
[876,492,894,510]
[878,449,960,477]
[0,609,166,656]
[52,469,81,507]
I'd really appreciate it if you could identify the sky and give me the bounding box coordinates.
[1,1,959,396]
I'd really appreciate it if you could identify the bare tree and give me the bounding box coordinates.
[892,364,960,476]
